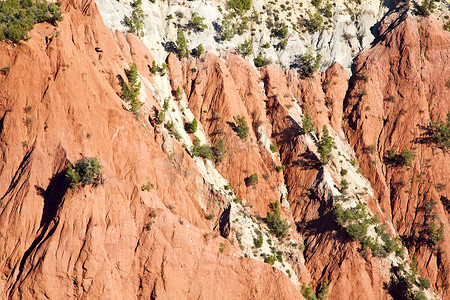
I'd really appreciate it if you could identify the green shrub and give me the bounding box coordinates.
[191,137,213,160]
[122,0,144,37]
[188,13,207,32]
[415,0,435,16]
[254,234,263,248]
[225,183,233,190]
[193,43,204,56]
[417,276,430,290]
[340,179,349,193]
[234,115,249,141]
[400,149,414,166]
[317,126,334,164]
[65,157,105,187]
[228,0,252,14]
[340,169,348,176]
[176,29,189,58]
[271,23,288,38]
[270,141,278,152]
[298,50,322,77]
[275,165,285,172]
[122,63,143,114]
[301,281,329,300]
[205,213,215,220]
[254,54,270,67]
[302,105,315,134]
[427,221,444,245]
[237,39,253,57]
[303,11,323,33]
[246,173,258,186]
[265,200,291,238]
[141,177,154,191]
[213,137,226,163]
[188,118,198,133]
[0,0,63,43]
[164,121,181,140]
[429,112,450,148]
[264,254,277,265]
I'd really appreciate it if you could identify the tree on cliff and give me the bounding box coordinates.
[122,63,143,114]
[122,0,144,37]
[317,126,334,164]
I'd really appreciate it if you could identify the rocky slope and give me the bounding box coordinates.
[0,0,449,299]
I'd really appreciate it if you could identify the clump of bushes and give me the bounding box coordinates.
[212,137,226,163]
[228,0,252,14]
[429,112,449,148]
[385,149,414,167]
[298,50,322,77]
[237,39,253,57]
[0,0,63,43]
[191,137,213,160]
[253,234,263,248]
[65,157,105,187]
[264,254,277,265]
[176,29,189,58]
[302,105,315,134]
[254,54,270,67]
[265,200,290,238]
[427,221,444,245]
[317,126,334,164]
[122,63,143,114]
[188,118,198,133]
[122,0,144,37]
[234,115,249,141]
[245,173,258,186]
[188,13,207,32]
[164,121,181,140]
[301,281,329,300]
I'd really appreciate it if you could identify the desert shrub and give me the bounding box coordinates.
[228,0,252,14]
[188,13,207,32]
[176,29,189,58]
[237,38,253,57]
[205,213,215,220]
[0,0,63,43]
[191,137,213,160]
[188,118,198,133]
[253,234,263,248]
[302,105,315,134]
[276,165,285,172]
[270,141,278,152]
[65,157,105,187]
[254,54,270,67]
[213,137,226,163]
[400,149,414,166]
[340,179,349,193]
[225,183,233,190]
[303,11,323,33]
[122,63,143,114]
[429,112,450,148]
[415,0,435,16]
[298,50,321,77]
[317,126,334,164]
[141,177,154,191]
[301,281,329,300]
[192,43,204,56]
[417,276,430,290]
[234,115,249,141]
[264,254,277,265]
[122,0,144,37]
[265,200,291,238]
[427,221,444,245]
[164,121,181,140]
[340,169,348,176]
[246,173,258,186]
[272,23,288,38]
[413,290,427,300]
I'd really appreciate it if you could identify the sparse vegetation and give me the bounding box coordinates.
[270,141,278,153]
[301,281,329,300]
[228,0,252,14]
[428,112,450,148]
[234,115,249,141]
[276,165,285,172]
[264,254,277,265]
[141,177,154,191]
[246,173,258,186]
[298,50,321,77]
[0,0,63,43]
[65,157,105,187]
[254,54,270,67]
[237,39,253,57]
[122,0,144,37]
[302,105,315,134]
[176,29,189,58]
[188,118,198,133]
[254,234,263,248]
[188,13,207,32]
[317,126,334,165]
[122,63,143,114]
[193,43,204,57]
[206,213,215,220]
[265,200,291,238]
[191,137,214,160]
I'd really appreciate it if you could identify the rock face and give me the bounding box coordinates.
[0,0,449,299]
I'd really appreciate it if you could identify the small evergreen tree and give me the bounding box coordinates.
[234,115,249,141]
[122,0,145,37]
[193,43,204,57]
[122,63,143,114]
[265,200,290,238]
[176,29,189,58]
[317,126,334,164]
[213,138,226,162]
[302,105,315,134]
[188,118,198,133]
[65,157,105,187]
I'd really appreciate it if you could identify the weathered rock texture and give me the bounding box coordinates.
[0,0,449,299]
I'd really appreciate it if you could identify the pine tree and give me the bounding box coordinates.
[317,125,334,164]
[122,63,143,114]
